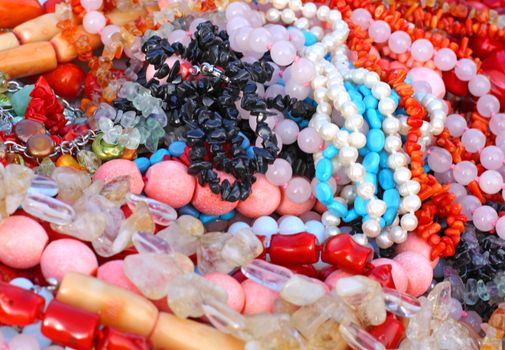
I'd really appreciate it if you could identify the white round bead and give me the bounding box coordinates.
[352,233,368,246]
[338,146,359,165]
[357,182,375,200]
[302,2,317,18]
[322,211,341,226]
[364,72,380,88]
[372,82,392,99]
[378,97,397,115]
[376,232,394,249]
[384,135,402,152]
[281,8,296,24]
[340,184,357,203]
[347,163,366,182]
[348,132,367,149]
[400,213,418,231]
[288,0,303,11]
[398,180,421,196]
[393,167,411,184]
[382,117,401,134]
[389,226,408,244]
[325,226,340,236]
[387,152,408,169]
[401,195,422,212]
[366,199,387,217]
[294,17,309,29]
[266,8,281,22]
[272,0,289,9]
[362,219,381,238]
[317,5,330,21]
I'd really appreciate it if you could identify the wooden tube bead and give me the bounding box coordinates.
[50,26,101,63]
[0,33,20,52]
[0,41,57,78]
[13,13,61,44]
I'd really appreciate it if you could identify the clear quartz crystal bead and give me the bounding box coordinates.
[126,192,177,226]
[202,298,246,335]
[110,202,154,255]
[28,175,58,197]
[100,175,130,205]
[22,192,75,225]
[197,232,235,274]
[280,274,326,306]
[406,298,432,340]
[427,281,452,320]
[339,322,386,350]
[241,259,293,292]
[383,288,422,318]
[120,111,138,128]
[433,319,480,350]
[132,231,173,254]
[221,228,263,267]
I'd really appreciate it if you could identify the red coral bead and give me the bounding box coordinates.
[367,264,396,289]
[481,50,505,109]
[321,234,373,274]
[97,327,149,350]
[43,63,85,100]
[368,313,405,349]
[269,232,319,265]
[0,281,45,326]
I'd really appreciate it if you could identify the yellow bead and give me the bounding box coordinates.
[92,133,124,160]
[56,154,85,170]
[121,148,137,160]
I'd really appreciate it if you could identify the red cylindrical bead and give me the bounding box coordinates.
[285,264,318,278]
[320,234,373,274]
[368,313,405,349]
[367,264,396,289]
[269,232,319,265]
[0,281,45,326]
[41,300,100,350]
[97,327,149,350]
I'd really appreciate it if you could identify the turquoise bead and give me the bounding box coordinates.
[168,141,186,157]
[178,204,200,217]
[344,81,356,92]
[315,183,333,204]
[364,173,378,193]
[200,214,219,224]
[383,189,401,209]
[328,201,348,217]
[348,90,362,101]
[355,100,366,115]
[358,146,369,157]
[304,31,317,46]
[316,158,332,182]
[323,144,338,158]
[359,85,371,96]
[383,208,397,226]
[367,129,385,152]
[354,196,369,216]
[364,94,378,109]
[11,85,34,116]
[134,157,150,173]
[379,151,389,168]
[220,210,236,220]
[150,148,170,164]
[379,217,385,228]
[365,109,381,129]
[378,169,395,190]
[363,152,380,174]
[342,209,358,223]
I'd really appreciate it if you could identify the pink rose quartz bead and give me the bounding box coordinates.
[324,269,352,290]
[237,174,281,218]
[40,239,98,282]
[97,260,140,294]
[93,159,144,194]
[204,272,245,312]
[192,170,238,216]
[408,67,446,99]
[372,258,409,293]
[396,234,439,268]
[276,186,316,216]
[144,160,196,208]
[241,279,279,315]
[0,216,48,269]
[393,251,433,297]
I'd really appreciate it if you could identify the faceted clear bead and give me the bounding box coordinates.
[28,175,58,197]
[280,274,326,306]
[197,232,235,274]
[241,259,293,292]
[383,288,422,318]
[132,232,173,254]
[126,192,177,226]
[221,228,263,267]
[22,192,75,225]
[427,281,452,320]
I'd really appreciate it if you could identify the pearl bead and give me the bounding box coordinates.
[316,102,331,115]
[352,233,368,246]
[325,226,340,236]
[328,10,342,23]
[384,135,402,152]
[317,5,330,21]
[322,211,341,226]
[372,82,392,99]
[281,8,296,24]
[398,180,421,196]
[430,118,445,135]
[347,163,366,182]
[364,72,380,88]
[338,146,359,165]
[320,123,339,141]
[302,2,317,18]
[357,182,375,199]
[272,0,288,9]
[312,76,328,90]
[387,152,408,169]
[393,167,411,184]
[294,17,309,29]
[400,213,418,231]
[382,117,400,134]
[289,0,302,11]
[401,195,422,212]
[310,26,324,40]
[333,130,349,148]
[266,8,281,22]
[378,97,397,115]
[341,101,358,118]
[344,115,364,131]
[366,199,387,217]
[389,226,408,244]
[340,184,357,203]
[376,232,394,249]
[362,219,381,238]
[313,87,328,102]
[348,132,367,148]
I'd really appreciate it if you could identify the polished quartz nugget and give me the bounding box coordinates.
[241,259,293,292]
[339,322,386,350]
[126,192,177,226]
[432,319,479,350]
[100,175,130,205]
[405,298,432,340]
[197,232,235,274]
[202,298,246,335]
[427,281,452,320]
[280,274,326,306]
[77,150,102,174]
[3,163,34,216]
[51,166,92,204]
[28,174,58,197]
[132,232,173,254]
[221,228,263,267]
[22,192,75,225]
[383,288,422,318]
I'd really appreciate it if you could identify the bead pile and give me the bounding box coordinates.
[0,0,505,349]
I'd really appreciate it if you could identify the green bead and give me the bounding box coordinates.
[0,94,11,108]
[10,85,34,116]
[477,279,490,301]
[92,133,125,160]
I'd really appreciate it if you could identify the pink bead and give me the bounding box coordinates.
[461,128,486,152]
[393,252,433,297]
[368,20,391,43]
[97,260,140,293]
[479,170,503,194]
[468,74,491,97]
[434,170,454,184]
[189,18,207,35]
[297,127,323,153]
[93,159,144,194]
[396,234,439,268]
[472,205,498,232]
[290,58,316,84]
[265,84,285,99]
[449,183,467,198]
[231,27,252,53]
[81,0,103,11]
[237,174,281,218]
[204,273,245,312]
[144,161,195,208]
[446,114,467,137]
[192,170,239,216]
[249,28,272,54]
[276,186,316,216]
[372,258,409,293]
[434,48,457,71]
[225,2,250,20]
[456,195,481,218]
[83,11,106,34]
[226,16,250,33]
[100,25,120,47]
[284,80,310,100]
[388,31,411,54]
[324,269,353,290]
[9,335,39,350]
[480,146,504,170]
[300,211,321,222]
[408,67,445,99]
[411,39,434,62]
[268,24,288,42]
[266,158,293,186]
[274,119,299,145]
[490,113,505,135]
[287,27,305,51]
[427,147,453,173]
[241,279,279,314]
[454,59,477,81]
[168,30,190,47]
[495,216,505,239]
[0,216,48,269]
[270,40,296,66]
[41,239,98,282]
[453,161,478,185]
[285,177,312,203]
[477,94,501,118]
[351,8,372,29]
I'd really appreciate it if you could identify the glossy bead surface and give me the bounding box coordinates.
[96,327,149,350]
[366,264,396,289]
[368,313,405,349]
[321,234,373,274]
[0,282,45,326]
[269,232,319,265]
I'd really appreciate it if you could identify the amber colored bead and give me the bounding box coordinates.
[26,134,55,158]
[97,327,149,350]
[14,119,47,143]
[121,148,137,161]
[42,300,100,350]
[0,281,45,326]
[56,154,85,170]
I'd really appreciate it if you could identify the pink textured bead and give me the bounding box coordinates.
[192,170,239,216]
[324,269,353,290]
[479,170,503,194]
[453,161,478,185]
[480,146,504,170]
[461,128,486,153]
[396,234,439,268]
[477,94,501,118]
[454,59,477,81]
[0,216,48,269]
[388,31,411,54]
[427,147,452,173]
[393,252,433,297]
[408,67,445,99]
[97,260,140,294]
[411,39,434,62]
[241,279,279,314]
[83,11,106,34]
[144,161,195,208]
[204,273,245,312]
[368,20,391,43]
[372,258,409,293]
[434,48,457,71]
[351,8,372,29]
[168,30,190,47]
[40,239,98,282]
[237,174,281,218]
[472,205,498,232]
[93,159,144,194]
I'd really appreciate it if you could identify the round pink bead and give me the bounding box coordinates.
[237,174,281,218]
[396,234,439,268]
[83,11,106,35]
[427,147,452,173]
[456,195,481,218]
[495,216,505,239]
[81,0,103,11]
[490,114,505,135]
[97,260,140,294]
[477,94,501,118]
[204,272,245,312]
[285,177,312,203]
[434,48,457,71]
[0,216,48,269]
[479,170,503,194]
[284,80,310,100]
[372,258,409,293]
[351,8,372,29]
[266,158,293,186]
[394,251,433,297]
[480,146,504,170]
[100,25,120,47]
[249,28,272,54]
[388,30,411,54]
[411,39,434,62]
[472,205,498,232]
[270,40,296,66]
[192,170,238,216]
[468,74,491,97]
[276,186,316,216]
[461,128,486,153]
[449,183,467,198]
[290,58,316,84]
[408,67,445,99]
[40,239,98,282]
[225,2,250,20]
[453,161,478,185]
[93,159,144,194]
[368,20,391,43]
[241,279,279,314]
[324,269,352,290]
[144,160,195,208]
[454,59,477,81]
[446,114,467,137]
[274,119,299,145]
[297,127,323,154]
